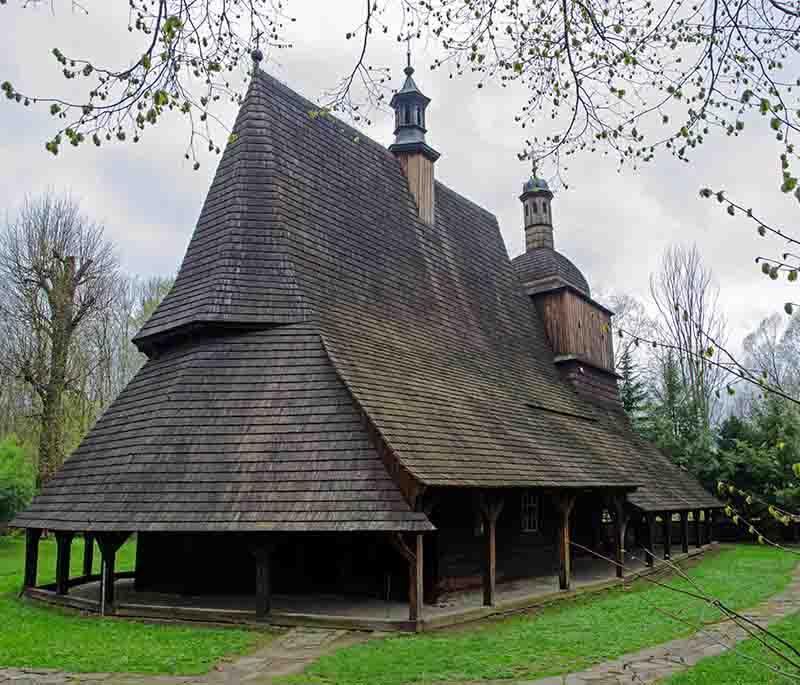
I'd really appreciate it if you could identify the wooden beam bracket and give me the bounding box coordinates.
[475,492,505,607]
[96,532,131,614]
[389,532,424,625]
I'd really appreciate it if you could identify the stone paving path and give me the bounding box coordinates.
[0,627,369,685]
[3,563,800,685]
[517,564,800,685]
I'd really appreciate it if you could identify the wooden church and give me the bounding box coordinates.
[14,51,720,631]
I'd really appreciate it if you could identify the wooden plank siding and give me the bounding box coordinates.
[534,290,614,372]
[397,153,435,225]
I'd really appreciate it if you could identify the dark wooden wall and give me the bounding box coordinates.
[133,490,619,601]
[431,490,608,594]
[557,359,621,406]
[135,532,408,599]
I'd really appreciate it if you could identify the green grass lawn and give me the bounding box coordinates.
[285,545,797,685]
[0,534,268,675]
[663,610,800,685]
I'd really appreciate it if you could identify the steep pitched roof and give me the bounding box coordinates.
[133,85,311,349]
[17,68,717,532]
[15,324,431,532]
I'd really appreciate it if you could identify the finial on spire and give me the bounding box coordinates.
[405,35,414,76]
[251,30,264,67]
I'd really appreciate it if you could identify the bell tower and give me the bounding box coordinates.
[521,176,554,251]
[512,172,621,406]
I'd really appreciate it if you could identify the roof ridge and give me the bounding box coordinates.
[255,69,398,161]
[257,70,500,225]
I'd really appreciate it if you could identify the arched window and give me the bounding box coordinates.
[404,105,411,124]
[416,107,422,125]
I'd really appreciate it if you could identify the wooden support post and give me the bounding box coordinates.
[478,493,505,607]
[553,493,577,590]
[483,514,497,607]
[83,533,95,577]
[391,532,424,625]
[55,531,74,595]
[23,528,41,590]
[251,543,272,620]
[706,509,714,544]
[662,513,672,560]
[693,510,702,548]
[611,497,629,579]
[645,513,656,567]
[418,493,440,606]
[412,533,423,621]
[96,532,130,615]
[680,512,689,554]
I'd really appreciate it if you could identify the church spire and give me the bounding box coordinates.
[389,53,438,161]
[389,51,439,225]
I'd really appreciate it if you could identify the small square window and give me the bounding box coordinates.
[521,491,539,532]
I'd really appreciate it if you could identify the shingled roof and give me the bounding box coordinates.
[14,324,432,532]
[511,248,591,296]
[16,67,718,532]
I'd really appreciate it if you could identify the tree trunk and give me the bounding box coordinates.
[37,257,76,487]
[37,329,70,487]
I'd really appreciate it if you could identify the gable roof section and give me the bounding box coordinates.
[15,323,432,532]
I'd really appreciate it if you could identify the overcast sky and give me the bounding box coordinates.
[2,1,797,350]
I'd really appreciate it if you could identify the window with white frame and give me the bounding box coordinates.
[521,491,539,532]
